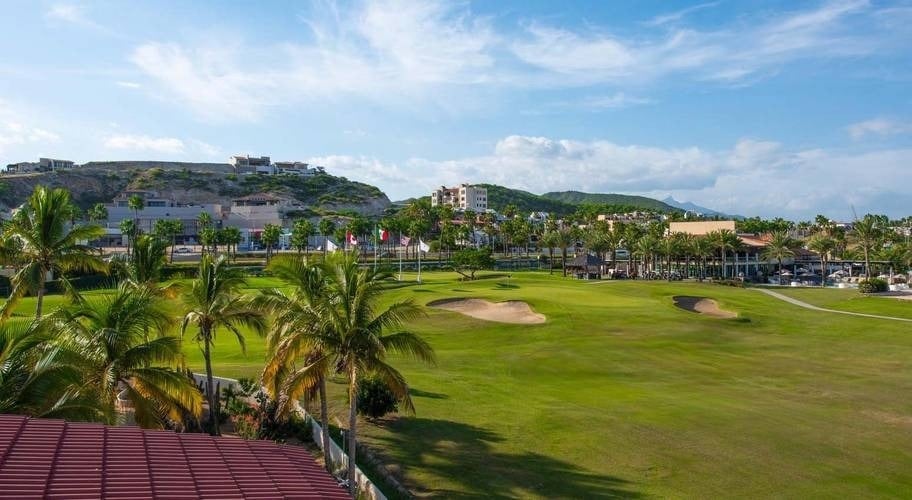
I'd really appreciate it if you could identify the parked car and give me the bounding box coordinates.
[175,247,192,254]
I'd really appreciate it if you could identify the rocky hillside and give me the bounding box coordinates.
[0,164,390,216]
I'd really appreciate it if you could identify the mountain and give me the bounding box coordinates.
[478,184,576,215]
[542,191,679,212]
[661,196,741,219]
[0,162,390,216]
[479,185,680,216]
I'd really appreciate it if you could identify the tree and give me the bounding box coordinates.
[87,203,108,224]
[221,226,242,259]
[540,230,558,274]
[0,319,101,420]
[49,285,202,428]
[762,230,796,282]
[709,229,741,279]
[128,194,144,228]
[807,234,836,286]
[318,252,435,494]
[690,235,714,281]
[119,219,136,256]
[451,248,495,280]
[198,227,217,256]
[852,215,884,278]
[254,254,334,472]
[291,219,314,254]
[319,218,336,255]
[555,225,577,277]
[154,219,183,263]
[357,377,399,419]
[1,186,106,319]
[179,255,266,435]
[262,223,283,262]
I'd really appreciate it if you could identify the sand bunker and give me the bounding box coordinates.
[428,298,546,324]
[673,296,736,319]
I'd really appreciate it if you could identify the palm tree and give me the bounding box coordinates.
[540,230,558,274]
[690,235,714,281]
[709,229,740,279]
[48,285,202,428]
[254,254,334,471]
[120,219,136,256]
[111,234,169,287]
[320,251,435,493]
[555,225,577,277]
[762,230,796,282]
[179,255,265,435]
[153,219,183,263]
[852,215,883,278]
[1,186,106,319]
[0,319,101,420]
[807,234,836,286]
[128,194,144,231]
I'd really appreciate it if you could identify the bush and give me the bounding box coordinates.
[357,377,399,419]
[858,278,888,294]
[713,279,744,288]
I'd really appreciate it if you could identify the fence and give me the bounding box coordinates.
[195,373,387,500]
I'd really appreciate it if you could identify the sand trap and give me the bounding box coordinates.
[673,296,736,319]
[428,298,546,324]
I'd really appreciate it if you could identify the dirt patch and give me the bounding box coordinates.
[673,296,736,319]
[427,298,546,324]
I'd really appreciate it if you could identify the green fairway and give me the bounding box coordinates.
[6,273,912,498]
[773,286,912,320]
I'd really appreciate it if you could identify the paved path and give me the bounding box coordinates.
[754,288,912,323]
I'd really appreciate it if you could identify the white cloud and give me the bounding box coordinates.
[583,93,654,109]
[314,133,912,218]
[129,0,902,122]
[645,2,721,27]
[46,3,114,35]
[0,101,61,155]
[103,134,185,154]
[115,81,142,89]
[846,118,912,139]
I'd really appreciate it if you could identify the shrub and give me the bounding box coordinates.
[357,377,399,419]
[713,279,744,288]
[858,278,888,294]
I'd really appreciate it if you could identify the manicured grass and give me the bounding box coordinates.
[774,287,912,320]
[6,274,912,497]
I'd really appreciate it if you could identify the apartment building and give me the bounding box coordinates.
[431,183,487,211]
[230,155,273,175]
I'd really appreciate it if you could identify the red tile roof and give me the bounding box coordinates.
[0,414,350,500]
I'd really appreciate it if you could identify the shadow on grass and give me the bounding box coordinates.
[408,388,449,400]
[495,282,519,289]
[374,417,640,499]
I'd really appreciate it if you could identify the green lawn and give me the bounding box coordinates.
[774,286,912,320]
[6,274,912,498]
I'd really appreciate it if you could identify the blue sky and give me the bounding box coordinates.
[1,0,911,219]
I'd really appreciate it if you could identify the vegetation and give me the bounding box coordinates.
[542,190,680,212]
[451,248,495,280]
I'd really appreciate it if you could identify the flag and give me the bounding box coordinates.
[376,227,389,242]
[325,239,338,252]
[400,235,411,247]
[419,239,430,253]
[346,231,358,245]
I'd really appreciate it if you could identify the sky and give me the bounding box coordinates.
[1,0,911,220]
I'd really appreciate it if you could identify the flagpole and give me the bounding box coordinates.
[373,225,378,272]
[417,238,422,283]
[398,232,403,281]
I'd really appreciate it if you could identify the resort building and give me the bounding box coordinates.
[103,190,222,244]
[431,183,487,211]
[230,155,273,175]
[38,157,76,171]
[668,220,737,236]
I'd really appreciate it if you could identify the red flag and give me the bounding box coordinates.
[377,227,389,242]
[346,231,358,245]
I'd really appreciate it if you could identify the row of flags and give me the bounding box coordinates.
[327,228,428,252]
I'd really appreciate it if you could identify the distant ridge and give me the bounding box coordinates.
[542,191,679,212]
[480,185,680,215]
[661,196,742,219]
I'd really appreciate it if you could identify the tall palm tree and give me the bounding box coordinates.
[255,254,334,472]
[0,319,101,420]
[111,234,169,288]
[1,186,106,319]
[541,230,558,274]
[555,225,577,277]
[852,215,883,278]
[762,230,796,282]
[807,234,836,286]
[128,194,144,233]
[319,251,435,494]
[179,255,265,435]
[49,285,202,428]
[690,235,714,281]
[709,229,740,279]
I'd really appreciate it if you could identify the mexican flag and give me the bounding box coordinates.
[376,227,389,242]
[346,231,358,246]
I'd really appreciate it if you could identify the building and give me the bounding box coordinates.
[668,220,737,236]
[104,190,222,244]
[0,414,350,499]
[38,157,76,171]
[431,183,487,211]
[229,155,273,175]
[274,161,324,176]
[3,162,37,174]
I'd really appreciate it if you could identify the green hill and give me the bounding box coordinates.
[480,184,679,215]
[542,190,679,212]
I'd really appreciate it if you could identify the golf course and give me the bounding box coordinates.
[7,272,912,498]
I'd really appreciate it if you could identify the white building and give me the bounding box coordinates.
[230,155,273,175]
[431,183,487,211]
[39,158,75,171]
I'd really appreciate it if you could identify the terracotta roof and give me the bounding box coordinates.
[0,414,350,499]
